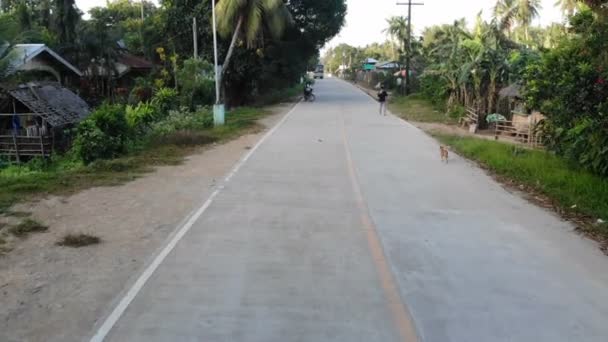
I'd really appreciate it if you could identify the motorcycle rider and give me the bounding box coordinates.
[303,81,313,100]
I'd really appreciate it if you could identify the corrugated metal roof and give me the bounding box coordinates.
[5,44,82,77]
[117,53,154,70]
[7,82,90,127]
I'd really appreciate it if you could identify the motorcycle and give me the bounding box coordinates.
[304,88,316,102]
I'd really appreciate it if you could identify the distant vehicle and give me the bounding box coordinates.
[314,64,324,79]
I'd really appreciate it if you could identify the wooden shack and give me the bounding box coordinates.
[0,82,90,161]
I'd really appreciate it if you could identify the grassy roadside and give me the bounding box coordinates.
[0,106,274,214]
[434,133,608,248]
[389,94,456,124]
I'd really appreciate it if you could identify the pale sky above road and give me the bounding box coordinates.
[324,0,564,50]
[76,0,565,49]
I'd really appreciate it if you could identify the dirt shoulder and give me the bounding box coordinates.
[0,104,292,342]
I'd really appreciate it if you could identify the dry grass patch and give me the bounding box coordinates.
[57,233,101,248]
[9,219,48,237]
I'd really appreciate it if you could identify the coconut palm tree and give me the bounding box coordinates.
[383,16,409,51]
[493,0,518,36]
[555,0,580,17]
[215,0,292,91]
[516,0,542,42]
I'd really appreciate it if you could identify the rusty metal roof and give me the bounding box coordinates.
[6,82,90,127]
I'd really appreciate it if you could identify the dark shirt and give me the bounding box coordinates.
[378,90,388,102]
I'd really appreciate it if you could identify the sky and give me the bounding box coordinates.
[75,0,565,47]
[324,0,565,51]
[76,0,158,18]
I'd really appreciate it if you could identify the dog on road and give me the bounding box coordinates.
[440,145,449,163]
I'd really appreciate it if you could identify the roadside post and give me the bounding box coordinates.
[212,0,225,126]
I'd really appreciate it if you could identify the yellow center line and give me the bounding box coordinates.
[340,114,419,342]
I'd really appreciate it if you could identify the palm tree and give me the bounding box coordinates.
[215,0,291,94]
[516,0,542,42]
[555,0,580,17]
[493,0,518,36]
[383,16,409,52]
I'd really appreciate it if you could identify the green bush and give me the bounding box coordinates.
[149,107,213,138]
[151,87,179,115]
[128,77,154,104]
[523,9,608,176]
[73,120,115,164]
[126,102,158,129]
[73,103,129,164]
[186,79,215,108]
[177,58,215,109]
[419,73,448,107]
[447,104,466,119]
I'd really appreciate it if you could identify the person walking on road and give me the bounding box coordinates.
[377,85,388,116]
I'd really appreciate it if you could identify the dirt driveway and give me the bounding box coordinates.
[0,104,291,342]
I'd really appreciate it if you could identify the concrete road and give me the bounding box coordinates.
[93,78,608,342]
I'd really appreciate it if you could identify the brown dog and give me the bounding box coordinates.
[440,145,449,163]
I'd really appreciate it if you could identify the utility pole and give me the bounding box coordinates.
[396,1,423,95]
[140,0,145,51]
[192,17,198,58]
[211,0,224,125]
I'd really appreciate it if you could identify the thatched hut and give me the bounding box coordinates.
[0,82,90,161]
[498,84,526,116]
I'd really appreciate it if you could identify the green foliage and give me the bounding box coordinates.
[255,83,302,105]
[73,104,129,164]
[447,104,466,119]
[508,49,540,82]
[419,73,448,107]
[523,9,608,176]
[72,120,116,164]
[126,102,158,129]
[177,58,215,109]
[149,107,213,138]
[151,87,179,114]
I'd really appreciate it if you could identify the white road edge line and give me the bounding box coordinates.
[89,102,300,342]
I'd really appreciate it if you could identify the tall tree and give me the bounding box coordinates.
[493,0,518,36]
[215,0,292,100]
[54,0,79,45]
[384,16,409,48]
[516,0,542,41]
[555,0,580,17]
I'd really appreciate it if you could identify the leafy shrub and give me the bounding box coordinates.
[151,87,179,115]
[88,103,130,138]
[177,58,216,109]
[128,77,154,104]
[126,102,158,129]
[73,120,115,164]
[419,73,448,107]
[73,103,129,164]
[447,104,466,119]
[149,107,213,137]
[523,9,608,176]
